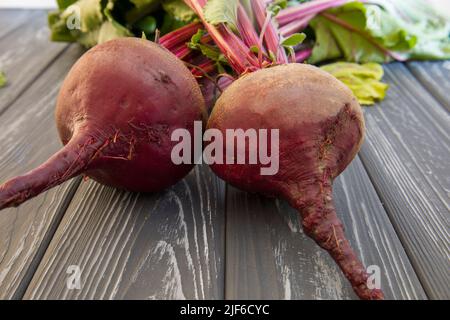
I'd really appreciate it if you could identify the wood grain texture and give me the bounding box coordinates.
[408,61,450,111]
[0,45,84,299]
[0,10,68,114]
[0,10,37,40]
[24,165,226,300]
[0,9,444,300]
[225,157,426,300]
[360,63,450,299]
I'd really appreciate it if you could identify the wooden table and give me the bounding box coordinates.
[0,10,448,300]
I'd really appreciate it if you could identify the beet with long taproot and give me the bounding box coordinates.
[0,38,207,209]
[207,63,383,300]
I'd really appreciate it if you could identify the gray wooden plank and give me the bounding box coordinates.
[0,10,68,114]
[0,45,84,299]
[24,164,226,300]
[360,63,450,299]
[225,157,426,300]
[407,61,450,112]
[0,10,38,40]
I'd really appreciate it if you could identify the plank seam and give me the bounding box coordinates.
[0,43,70,118]
[223,183,229,300]
[357,153,431,300]
[0,10,41,42]
[406,63,450,112]
[15,178,83,300]
[358,62,450,298]
[404,63,450,114]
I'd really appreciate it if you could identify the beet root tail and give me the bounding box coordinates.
[297,186,384,300]
[0,134,104,210]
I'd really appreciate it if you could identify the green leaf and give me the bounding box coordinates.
[47,0,196,48]
[204,0,239,31]
[189,32,227,63]
[78,28,100,47]
[282,33,306,47]
[188,29,228,70]
[198,44,225,61]
[409,40,450,60]
[309,3,390,64]
[366,0,450,60]
[268,0,288,16]
[321,62,389,105]
[78,19,133,48]
[162,0,196,23]
[135,16,158,35]
[130,0,160,9]
[269,51,277,62]
[125,0,161,23]
[56,0,77,10]
[0,71,7,88]
[76,1,132,48]
[320,16,389,63]
[250,45,260,54]
[160,13,190,35]
[308,17,341,64]
[100,1,133,44]
[189,29,206,47]
[216,63,226,74]
[309,1,450,64]
[61,0,104,33]
[195,43,228,74]
[97,20,133,44]
[364,5,416,51]
[48,10,77,42]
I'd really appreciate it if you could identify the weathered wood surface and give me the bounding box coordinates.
[360,63,450,299]
[0,10,448,301]
[0,10,68,114]
[407,61,450,112]
[225,158,427,300]
[0,45,84,299]
[0,10,37,40]
[24,165,226,300]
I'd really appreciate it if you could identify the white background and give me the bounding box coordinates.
[0,0,448,15]
[0,1,56,8]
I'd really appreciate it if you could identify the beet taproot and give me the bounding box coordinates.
[0,38,206,209]
[207,63,384,300]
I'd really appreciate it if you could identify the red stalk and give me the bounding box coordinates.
[280,14,315,37]
[277,0,350,26]
[295,48,313,62]
[159,21,217,78]
[237,4,264,52]
[190,59,217,77]
[159,22,202,50]
[251,0,288,64]
[170,43,192,60]
[184,0,260,74]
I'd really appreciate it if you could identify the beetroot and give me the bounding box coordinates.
[0,38,206,209]
[181,0,385,299]
[207,64,383,300]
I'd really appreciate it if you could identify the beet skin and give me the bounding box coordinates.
[207,64,384,300]
[0,38,206,209]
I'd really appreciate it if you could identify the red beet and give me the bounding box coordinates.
[0,38,206,209]
[207,63,384,300]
